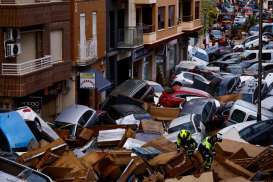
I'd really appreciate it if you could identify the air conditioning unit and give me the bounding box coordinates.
[4,28,20,42]
[5,43,21,58]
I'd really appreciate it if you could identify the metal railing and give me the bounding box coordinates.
[1,55,59,76]
[117,26,143,48]
[78,38,97,63]
[182,15,193,22]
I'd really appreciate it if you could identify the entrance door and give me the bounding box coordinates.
[117,58,130,85]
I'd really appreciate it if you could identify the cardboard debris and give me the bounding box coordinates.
[215,139,264,158]
[140,120,165,134]
[165,171,214,182]
[144,136,177,153]
[97,128,126,146]
[123,138,146,150]
[148,105,180,121]
[116,114,140,126]
[16,139,67,165]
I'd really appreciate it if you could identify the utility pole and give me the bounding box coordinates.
[257,0,263,121]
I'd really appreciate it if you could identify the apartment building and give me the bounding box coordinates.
[71,0,110,109]
[106,0,202,86]
[0,0,72,121]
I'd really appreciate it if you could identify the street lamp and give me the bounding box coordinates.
[257,0,263,121]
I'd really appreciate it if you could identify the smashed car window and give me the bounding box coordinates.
[79,110,93,126]
[230,109,246,123]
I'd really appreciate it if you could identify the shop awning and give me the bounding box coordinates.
[84,69,112,92]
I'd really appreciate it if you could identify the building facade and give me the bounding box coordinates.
[0,0,72,121]
[106,0,202,86]
[71,0,109,109]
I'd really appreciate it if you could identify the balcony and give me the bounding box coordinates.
[0,56,71,97]
[1,55,60,75]
[77,38,98,66]
[181,18,202,32]
[0,2,70,27]
[117,26,143,48]
[134,0,156,4]
[182,15,193,22]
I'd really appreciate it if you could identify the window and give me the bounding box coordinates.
[230,109,246,123]
[263,25,272,33]
[168,6,175,27]
[183,73,193,80]
[79,110,93,126]
[195,2,200,19]
[50,30,63,62]
[193,75,207,82]
[158,7,165,30]
[262,53,271,60]
[246,53,256,60]
[239,121,271,140]
[246,115,257,121]
[92,12,97,37]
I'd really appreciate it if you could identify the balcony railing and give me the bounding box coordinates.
[182,15,193,22]
[117,26,143,48]
[78,38,97,65]
[1,55,60,76]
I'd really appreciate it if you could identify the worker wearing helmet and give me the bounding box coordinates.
[198,135,222,170]
[177,129,197,156]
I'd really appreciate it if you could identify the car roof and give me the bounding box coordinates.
[55,105,94,124]
[174,87,212,97]
[0,111,36,150]
[169,114,192,130]
[233,100,273,117]
[110,79,147,97]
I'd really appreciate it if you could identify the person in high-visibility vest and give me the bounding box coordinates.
[198,135,222,170]
[177,129,197,156]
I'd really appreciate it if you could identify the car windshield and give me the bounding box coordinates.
[168,119,196,134]
[250,25,258,31]
[151,85,164,93]
[239,121,271,140]
[195,51,209,62]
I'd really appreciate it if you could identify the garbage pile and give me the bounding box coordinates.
[1,81,273,181]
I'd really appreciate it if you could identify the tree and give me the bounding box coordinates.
[201,0,219,34]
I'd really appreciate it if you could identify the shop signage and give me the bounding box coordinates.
[80,72,95,89]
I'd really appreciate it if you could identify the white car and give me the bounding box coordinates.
[188,46,209,66]
[16,106,59,141]
[218,119,273,146]
[172,71,210,86]
[234,15,246,25]
[164,114,206,144]
[218,121,257,143]
[234,35,270,50]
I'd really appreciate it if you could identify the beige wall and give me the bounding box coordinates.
[50,30,63,62]
[17,32,36,63]
[15,0,35,4]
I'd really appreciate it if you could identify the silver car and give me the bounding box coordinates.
[54,105,97,137]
